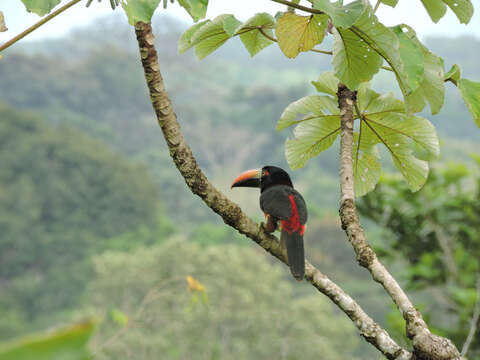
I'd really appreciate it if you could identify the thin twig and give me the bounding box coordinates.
[373,0,382,13]
[269,0,324,14]
[461,274,480,357]
[0,0,82,53]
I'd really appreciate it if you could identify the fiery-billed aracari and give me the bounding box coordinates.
[231,166,307,281]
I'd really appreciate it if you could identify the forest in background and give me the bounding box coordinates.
[0,13,479,359]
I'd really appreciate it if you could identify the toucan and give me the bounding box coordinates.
[231,166,307,281]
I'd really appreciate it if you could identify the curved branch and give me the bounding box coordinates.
[134,21,410,360]
[461,274,480,357]
[337,83,461,360]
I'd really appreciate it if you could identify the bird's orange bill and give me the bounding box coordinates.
[231,168,261,188]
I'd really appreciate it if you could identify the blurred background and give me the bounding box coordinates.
[0,1,479,359]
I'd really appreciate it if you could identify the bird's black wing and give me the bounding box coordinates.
[260,186,292,220]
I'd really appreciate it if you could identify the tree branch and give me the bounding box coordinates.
[461,274,480,357]
[134,21,411,360]
[0,0,82,53]
[337,83,461,360]
[269,0,324,15]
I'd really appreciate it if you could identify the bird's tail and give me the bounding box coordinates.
[281,230,305,281]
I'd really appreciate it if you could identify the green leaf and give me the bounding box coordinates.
[0,319,96,360]
[348,6,417,111]
[390,25,424,97]
[275,13,328,58]
[20,0,61,16]
[444,64,461,86]
[277,95,339,131]
[312,0,365,28]
[121,0,161,25]
[332,27,383,89]
[235,13,275,57]
[443,0,473,24]
[420,0,447,23]
[458,78,480,127]
[178,20,210,54]
[311,71,340,96]
[353,130,381,197]
[177,0,208,22]
[420,52,445,114]
[285,117,341,169]
[190,14,241,59]
[380,0,399,6]
[356,86,439,192]
[392,24,445,114]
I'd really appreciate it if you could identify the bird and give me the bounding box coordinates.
[231,166,307,281]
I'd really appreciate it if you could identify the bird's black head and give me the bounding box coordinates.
[231,165,293,192]
[260,166,293,191]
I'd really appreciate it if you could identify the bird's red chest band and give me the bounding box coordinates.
[280,195,305,235]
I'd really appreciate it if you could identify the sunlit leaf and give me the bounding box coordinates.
[20,0,61,16]
[332,26,383,89]
[285,117,341,169]
[277,95,339,131]
[311,71,340,96]
[458,78,480,128]
[0,319,96,360]
[178,20,210,54]
[122,0,161,25]
[235,13,275,57]
[190,14,241,59]
[177,0,208,22]
[420,0,447,23]
[275,12,328,58]
[311,0,365,28]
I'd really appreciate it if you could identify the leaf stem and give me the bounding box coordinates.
[269,0,324,15]
[373,0,382,13]
[0,0,82,53]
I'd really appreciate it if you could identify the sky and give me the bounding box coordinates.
[1,0,479,44]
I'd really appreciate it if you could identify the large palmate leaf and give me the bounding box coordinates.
[177,0,208,22]
[189,14,241,59]
[311,0,365,28]
[275,12,328,58]
[20,0,60,16]
[277,95,340,131]
[279,79,438,194]
[235,13,275,57]
[0,319,96,360]
[122,0,162,25]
